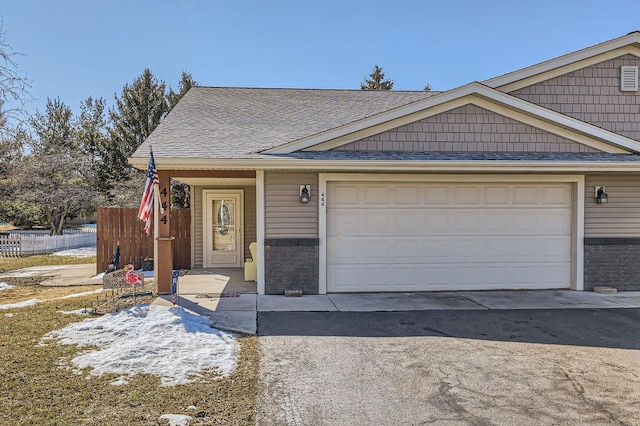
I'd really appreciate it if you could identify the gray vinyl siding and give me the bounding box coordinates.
[584,175,640,237]
[265,172,318,238]
[193,185,256,268]
[333,104,600,153]
[511,54,640,141]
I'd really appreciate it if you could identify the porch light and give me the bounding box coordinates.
[595,186,608,204]
[300,185,310,203]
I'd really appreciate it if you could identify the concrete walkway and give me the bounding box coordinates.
[4,264,639,335]
[154,289,640,335]
[0,264,101,286]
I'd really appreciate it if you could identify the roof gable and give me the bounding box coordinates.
[484,32,640,92]
[332,104,602,154]
[269,83,640,154]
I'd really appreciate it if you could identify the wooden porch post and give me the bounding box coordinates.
[156,175,173,294]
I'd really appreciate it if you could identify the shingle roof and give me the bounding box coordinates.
[269,151,640,162]
[133,87,436,159]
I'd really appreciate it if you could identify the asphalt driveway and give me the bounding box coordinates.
[257,309,640,425]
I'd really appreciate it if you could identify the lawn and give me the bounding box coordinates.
[0,253,96,273]
[0,258,258,425]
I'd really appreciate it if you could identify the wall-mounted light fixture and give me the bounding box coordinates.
[300,185,310,203]
[595,186,608,204]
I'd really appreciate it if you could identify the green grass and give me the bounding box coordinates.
[0,254,97,273]
[0,285,258,425]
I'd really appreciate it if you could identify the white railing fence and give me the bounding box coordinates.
[0,229,96,257]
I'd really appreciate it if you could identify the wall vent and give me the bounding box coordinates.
[620,66,638,91]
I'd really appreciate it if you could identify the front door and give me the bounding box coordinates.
[204,190,244,267]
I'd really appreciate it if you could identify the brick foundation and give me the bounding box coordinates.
[264,238,319,295]
[584,238,640,291]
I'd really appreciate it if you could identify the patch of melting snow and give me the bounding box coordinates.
[29,266,66,271]
[160,414,193,426]
[0,271,38,278]
[0,299,41,310]
[109,376,129,386]
[60,288,104,299]
[58,308,90,316]
[52,246,96,257]
[0,282,14,290]
[41,304,239,386]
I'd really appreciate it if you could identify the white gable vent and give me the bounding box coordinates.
[620,66,638,91]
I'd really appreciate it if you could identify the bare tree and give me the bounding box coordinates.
[0,20,31,140]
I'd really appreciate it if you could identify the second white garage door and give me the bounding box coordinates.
[326,181,573,292]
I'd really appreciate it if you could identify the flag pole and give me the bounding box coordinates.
[152,146,160,295]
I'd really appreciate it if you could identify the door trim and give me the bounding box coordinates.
[319,173,584,294]
[203,189,244,268]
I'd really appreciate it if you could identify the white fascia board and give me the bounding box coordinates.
[484,33,640,89]
[129,156,640,173]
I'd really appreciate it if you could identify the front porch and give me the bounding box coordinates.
[154,267,258,334]
[178,268,257,295]
[152,170,260,295]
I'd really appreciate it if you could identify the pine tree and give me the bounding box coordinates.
[106,69,168,182]
[166,71,197,208]
[361,65,393,90]
[16,99,103,234]
[167,71,197,111]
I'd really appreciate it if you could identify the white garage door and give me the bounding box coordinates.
[327,181,573,292]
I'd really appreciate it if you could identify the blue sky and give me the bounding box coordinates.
[2,0,640,117]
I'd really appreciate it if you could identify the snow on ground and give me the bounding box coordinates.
[0,270,38,278]
[42,304,239,386]
[0,282,14,290]
[28,266,66,271]
[58,308,91,315]
[160,414,193,425]
[60,288,104,299]
[52,246,96,257]
[0,299,41,310]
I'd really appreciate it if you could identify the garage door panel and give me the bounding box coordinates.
[543,185,571,204]
[484,186,510,204]
[364,185,390,204]
[327,181,573,292]
[423,186,449,204]
[332,184,360,205]
[454,186,481,204]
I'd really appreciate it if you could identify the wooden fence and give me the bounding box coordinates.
[0,230,96,257]
[96,207,191,274]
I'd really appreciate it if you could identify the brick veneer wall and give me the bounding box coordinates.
[584,238,640,291]
[264,238,319,295]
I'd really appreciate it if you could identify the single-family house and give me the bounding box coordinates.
[131,32,640,295]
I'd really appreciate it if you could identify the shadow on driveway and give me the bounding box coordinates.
[258,308,640,349]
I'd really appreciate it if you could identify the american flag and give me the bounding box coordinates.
[137,149,159,234]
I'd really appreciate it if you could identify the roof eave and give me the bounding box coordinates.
[128,156,640,173]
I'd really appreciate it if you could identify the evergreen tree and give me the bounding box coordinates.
[15,99,103,234]
[361,65,393,90]
[166,71,197,208]
[29,97,75,153]
[106,69,168,182]
[167,71,197,111]
[77,96,107,161]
